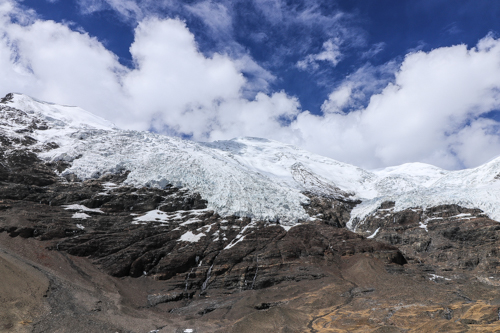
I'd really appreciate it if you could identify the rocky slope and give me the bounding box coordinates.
[2,93,500,332]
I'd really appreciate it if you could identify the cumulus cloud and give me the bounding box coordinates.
[0,1,298,138]
[123,18,247,132]
[291,35,500,169]
[183,1,276,96]
[73,0,361,87]
[2,1,500,170]
[0,1,129,122]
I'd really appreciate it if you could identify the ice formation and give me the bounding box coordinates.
[2,93,500,228]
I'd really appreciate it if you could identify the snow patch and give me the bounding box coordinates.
[133,210,170,223]
[198,223,214,233]
[281,225,295,231]
[180,218,202,226]
[224,235,246,250]
[63,204,103,213]
[429,274,451,281]
[224,222,255,249]
[367,227,380,239]
[419,221,428,232]
[72,212,91,219]
[178,231,205,243]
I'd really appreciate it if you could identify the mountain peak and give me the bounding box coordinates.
[0,93,116,131]
[2,94,500,226]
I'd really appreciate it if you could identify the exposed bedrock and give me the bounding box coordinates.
[0,191,406,294]
[302,191,360,228]
[356,201,500,277]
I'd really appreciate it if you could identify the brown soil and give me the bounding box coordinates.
[0,249,48,333]
[4,231,500,332]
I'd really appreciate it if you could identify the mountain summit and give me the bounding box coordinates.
[2,92,500,225]
[2,93,500,332]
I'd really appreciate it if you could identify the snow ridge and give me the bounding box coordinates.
[2,93,500,228]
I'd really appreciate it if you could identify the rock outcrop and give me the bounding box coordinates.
[356,202,500,278]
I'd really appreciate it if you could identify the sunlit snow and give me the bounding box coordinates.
[4,93,500,229]
[367,227,380,239]
[178,231,205,243]
[63,204,104,213]
[133,210,170,223]
[72,212,91,219]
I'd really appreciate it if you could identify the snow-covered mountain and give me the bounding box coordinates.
[2,92,500,227]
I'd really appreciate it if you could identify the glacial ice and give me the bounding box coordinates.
[2,93,500,228]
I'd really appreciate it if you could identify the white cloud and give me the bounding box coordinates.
[297,38,342,70]
[183,1,276,96]
[252,0,284,23]
[207,91,301,142]
[2,1,500,170]
[248,0,364,69]
[73,0,354,90]
[291,35,500,169]
[185,1,232,36]
[0,1,129,122]
[123,18,247,133]
[0,2,297,139]
[361,42,385,59]
[252,0,346,36]
[449,118,500,167]
[99,0,144,21]
[321,62,397,114]
[76,0,107,15]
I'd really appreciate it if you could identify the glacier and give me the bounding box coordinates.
[2,93,500,227]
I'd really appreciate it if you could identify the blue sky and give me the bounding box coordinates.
[21,0,500,113]
[2,0,500,169]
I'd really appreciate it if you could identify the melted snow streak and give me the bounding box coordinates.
[2,93,500,227]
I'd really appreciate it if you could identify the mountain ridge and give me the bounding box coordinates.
[2,92,500,227]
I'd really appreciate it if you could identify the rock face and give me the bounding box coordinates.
[355,202,500,278]
[302,192,360,228]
